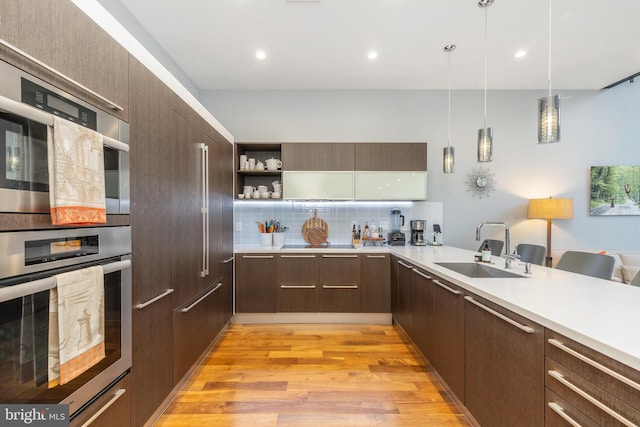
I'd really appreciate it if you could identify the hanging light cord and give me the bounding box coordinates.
[483,4,488,130]
[547,0,553,97]
[447,49,452,147]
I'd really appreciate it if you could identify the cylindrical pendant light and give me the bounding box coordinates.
[538,0,560,144]
[443,44,456,173]
[477,0,494,162]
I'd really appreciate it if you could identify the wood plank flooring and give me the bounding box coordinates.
[155,324,470,426]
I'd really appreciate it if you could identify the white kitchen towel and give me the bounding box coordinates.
[48,266,105,387]
[48,116,106,225]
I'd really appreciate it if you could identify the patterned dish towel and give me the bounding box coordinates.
[48,116,106,225]
[48,266,105,387]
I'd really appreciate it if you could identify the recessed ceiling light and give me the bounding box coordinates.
[256,50,266,60]
[515,50,527,58]
[368,51,378,60]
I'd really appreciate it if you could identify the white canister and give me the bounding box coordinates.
[239,155,248,170]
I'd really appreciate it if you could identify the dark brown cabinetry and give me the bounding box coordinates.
[319,254,361,312]
[277,254,319,312]
[464,293,544,427]
[235,254,278,313]
[361,254,391,313]
[545,329,640,426]
[282,143,355,171]
[355,143,427,171]
[70,375,130,427]
[395,259,415,337]
[431,276,465,401]
[1,0,129,121]
[411,267,436,363]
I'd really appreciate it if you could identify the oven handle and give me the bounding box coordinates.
[0,259,131,303]
[0,94,128,153]
[0,37,124,112]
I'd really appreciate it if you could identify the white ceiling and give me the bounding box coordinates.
[118,0,640,91]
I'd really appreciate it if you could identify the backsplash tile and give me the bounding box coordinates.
[234,200,443,246]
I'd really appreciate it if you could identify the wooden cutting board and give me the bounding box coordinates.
[302,209,329,244]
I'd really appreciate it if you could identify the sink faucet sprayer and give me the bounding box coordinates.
[476,221,519,268]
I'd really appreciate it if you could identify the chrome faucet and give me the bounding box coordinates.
[476,221,518,268]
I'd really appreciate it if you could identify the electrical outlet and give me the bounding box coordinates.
[236,222,242,231]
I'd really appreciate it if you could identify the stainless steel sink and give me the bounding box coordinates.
[435,262,527,278]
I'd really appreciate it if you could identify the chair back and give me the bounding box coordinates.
[630,271,640,287]
[477,239,504,257]
[555,251,615,280]
[516,244,546,266]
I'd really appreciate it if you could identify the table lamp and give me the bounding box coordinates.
[528,197,573,267]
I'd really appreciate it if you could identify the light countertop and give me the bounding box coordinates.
[235,244,640,371]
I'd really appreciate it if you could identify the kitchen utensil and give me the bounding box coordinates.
[302,209,329,244]
[307,227,329,246]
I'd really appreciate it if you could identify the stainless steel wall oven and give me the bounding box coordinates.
[0,226,131,418]
[0,59,129,214]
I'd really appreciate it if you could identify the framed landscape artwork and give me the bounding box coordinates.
[590,166,640,216]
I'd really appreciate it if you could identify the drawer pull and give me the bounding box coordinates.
[433,279,461,295]
[412,268,432,280]
[322,285,358,289]
[322,254,358,258]
[398,261,413,269]
[464,296,534,334]
[242,255,274,259]
[366,255,387,259]
[547,402,583,427]
[548,370,636,427]
[549,339,640,392]
[281,255,316,258]
[180,282,222,313]
[135,288,174,310]
[80,388,126,427]
[280,285,316,289]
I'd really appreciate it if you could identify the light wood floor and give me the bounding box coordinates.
[155,324,471,426]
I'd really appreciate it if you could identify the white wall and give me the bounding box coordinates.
[202,84,640,254]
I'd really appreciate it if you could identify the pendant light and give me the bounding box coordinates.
[538,0,560,143]
[443,44,456,174]
[477,0,493,163]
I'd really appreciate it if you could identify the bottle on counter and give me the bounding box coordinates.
[364,222,369,238]
[481,241,492,262]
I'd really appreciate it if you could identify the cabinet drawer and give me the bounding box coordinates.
[70,375,130,427]
[546,358,640,425]
[545,330,640,412]
[546,388,600,427]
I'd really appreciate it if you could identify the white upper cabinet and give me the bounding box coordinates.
[355,172,427,200]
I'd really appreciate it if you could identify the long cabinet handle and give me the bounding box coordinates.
[322,285,359,289]
[180,282,222,313]
[366,255,387,259]
[280,285,316,289]
[281,255,316,258]
[547,402,583,427]
[0,37,124,111]
[200,143,210,278]
[80,388,126,427]
[0,259,131,303]
[548,339,640,392]
[242,255,274,259]
[398,261,413,269]
[223,257,234,264]
[548,370,636,427]
[464,296,535,334]
[135,288,174,310]
[412,268,432,280]
[322,254,358,258]
[433,279,461,295]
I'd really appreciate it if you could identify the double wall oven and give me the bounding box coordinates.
[0,50,132,420]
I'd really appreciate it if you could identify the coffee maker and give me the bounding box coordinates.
[410,220,427,246]
[387,208,406,246]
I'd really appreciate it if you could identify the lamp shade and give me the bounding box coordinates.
[528,197,573,219]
